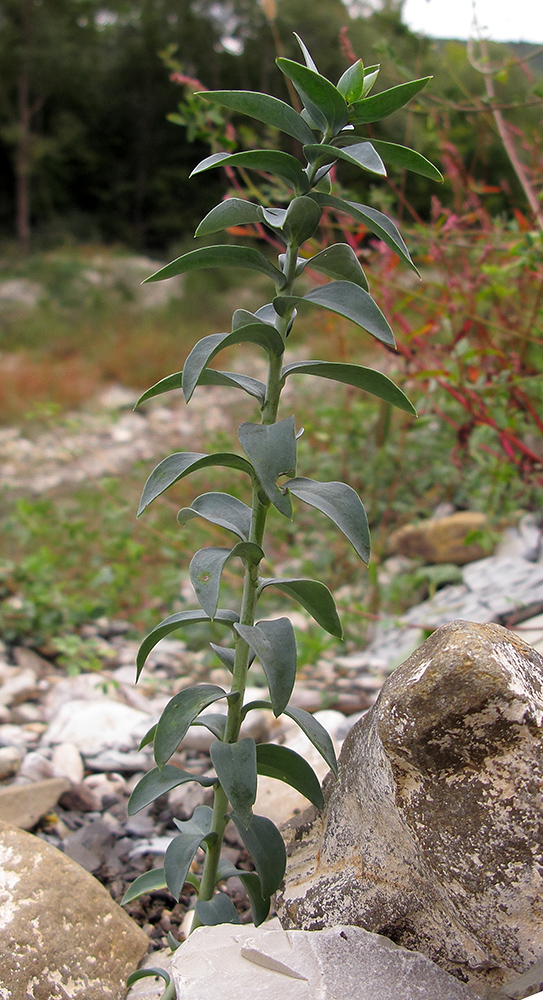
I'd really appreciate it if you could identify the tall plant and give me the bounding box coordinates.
[123,33,440,994]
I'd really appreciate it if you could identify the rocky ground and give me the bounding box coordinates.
[1,386,543,964]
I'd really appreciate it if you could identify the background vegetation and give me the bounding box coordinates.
[0,0,542,671]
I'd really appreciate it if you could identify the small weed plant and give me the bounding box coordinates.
[124,35,440,995]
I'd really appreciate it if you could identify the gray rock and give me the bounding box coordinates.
[277,620,543,995]
[171,922,480,1000]
[0,819,148,998]
[42,697,150,756]
[0,776,70,829]
[51,741,85,783]
[0,745,22,781]
[0,667,38,707]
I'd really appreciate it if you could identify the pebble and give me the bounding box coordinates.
[0,744,22,780]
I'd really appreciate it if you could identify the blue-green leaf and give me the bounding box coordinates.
[216,862,270,926]
[294,33,319,73]
[190,149,310,194]
[182,326,284,403]
[195,198,262,237]
[137,611,238,681]
[256,743,324,810]
[198,91,315,144]
[299,244,368,290]
[192,712,227,739]
[275,282,395,347]
[135,369,266,408]
[238,417,296,517]
[361,65,380,97]
[191,542,264,619]
[281,360,416,414]
[231,813,286,899]
[349,77,431,124]
[177,493,252,542]
[337,60,365,103]
[211,738,257,829]
[143,246,285,286]
[154,684,234,768]
[282,196,322,244]
[303,141,386,177]
[196,892,241,926]
[128,765,217,815]
[165,806,215,899]
[235,618,296,717]
[259,577,342,638]
[285,477,370,563]
[126,968,170,988]
[138,452,254,516]
[121,867,167,905]
[276,58,349,136]
[345,138,442,182]
[284,706,338,778]
[309,192,417,273]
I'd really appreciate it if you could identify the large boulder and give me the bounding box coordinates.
[276,620,543,995]
[387,511,490,564]
[0,820,148,999]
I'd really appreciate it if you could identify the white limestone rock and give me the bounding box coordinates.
[171,922,480,1000]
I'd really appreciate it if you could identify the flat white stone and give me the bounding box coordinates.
[171,923,478,1000]
[41,698,150,755]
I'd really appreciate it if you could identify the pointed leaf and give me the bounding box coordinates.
[135,369,266,407]
[300,244,368,290]
[199,91,315,144]
[121,867,167,905]
[294,33,318,72]
[177,493,252,541]
[231,813,286,898]
[209,643,236,671]
[196,892,241,925]
[211,738,257,829]
[138,723,156,749]
[126,968,170,988]
[337,60,365,103]
[282,360,416,414]
[350,139,442,182]
[191,543,264,618]
[284,705,338,777]
[309,192,417,272]
[154,684,234,768]
[182,327,284,403]
[238,417,296,517]
[282,196,322,244]
[349,77,431,124]
[195,198,262,237]
[235,618,296,716]
[275,282,395,347]
[276,58,349,135]
[143,246,285,286]
[259,207,287,230]
[192,713,227,739]
[137,611,238,681]
[165,806,215,899]
[128,765,217,815]
[138,452,254,515]
[191,149,309,194]
[362,65,380,97]
[285,477,370,563]
[259,577,342,638]
[256,743,324,809]
[216,862,270,926]
[304,141,386,176]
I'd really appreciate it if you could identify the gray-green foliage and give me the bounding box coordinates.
[123,35,440,947]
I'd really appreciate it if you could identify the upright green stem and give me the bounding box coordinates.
[193,234,300,924]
